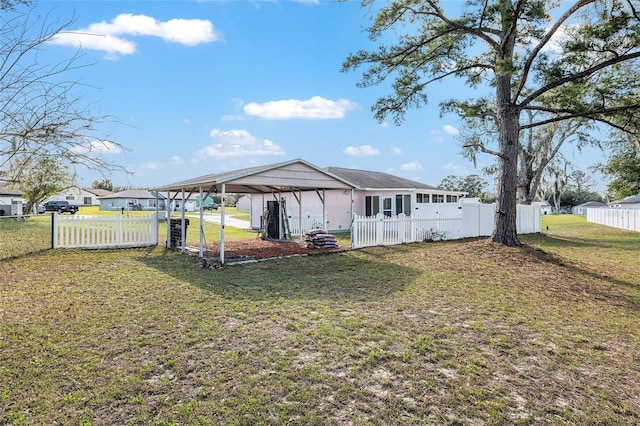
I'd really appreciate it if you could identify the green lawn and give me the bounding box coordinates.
[1,215,639,424]
[0,215,52,260]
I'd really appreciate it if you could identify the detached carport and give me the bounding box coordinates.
[154,158,356,263]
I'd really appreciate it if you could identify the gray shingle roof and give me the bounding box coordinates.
[85,188,113,197]
[612,194,640,204]
[99,189,162,199]
[0,184,22,196]
[324,167,439,190]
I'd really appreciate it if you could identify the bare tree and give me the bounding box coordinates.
[0,2,127,185]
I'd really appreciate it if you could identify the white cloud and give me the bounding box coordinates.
[244,96,357,120]
[195,128,285,159]
[343,145,380,157]
[429,130,444,143]
[142,161,162,171]
[49,14,221,58]
[50,32,137,57]
[400,161,422,170]
[443,124,460,135]
[442,162,468,174]
[170,155,183,163]
[72,140,122,155]
[390,146,402,155]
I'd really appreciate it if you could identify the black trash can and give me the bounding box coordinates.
[169,218,189,248]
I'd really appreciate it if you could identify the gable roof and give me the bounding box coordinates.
[0,184,22,196]
[325,166,458,193]
[99,189,164,200]
[85,188,113,197]
[610,194,640,205]
[155,158,355,194]
[576,201,607,207]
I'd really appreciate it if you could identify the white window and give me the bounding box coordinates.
[383,197,392,216]
[365,196,380,216]
[416,193,430,203]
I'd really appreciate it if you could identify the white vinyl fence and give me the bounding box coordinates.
[287,213,326,236]
[54,213,158,249]
[587,207,640,232]
[352,204,540,249]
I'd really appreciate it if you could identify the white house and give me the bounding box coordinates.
[247,166,468,232]
[531,201,553,215]
[609,194,640,208]
[99,189,166,212]
[45,187,113,206]
[0,185,24,216]
[572,200,607,215]
[236,195,251,211]
[166,192,217,212]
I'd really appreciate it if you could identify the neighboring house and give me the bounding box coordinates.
[0,185,24,216]
[609,194,640,208]
[531,201,553,215]
[45,187,113,206]
[166,192,217,212]
[99,189,166,211]
[247,166,467,232]
[236,195,251,211]
[573,200,607,215]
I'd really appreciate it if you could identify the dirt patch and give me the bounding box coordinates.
[200,238,343,262]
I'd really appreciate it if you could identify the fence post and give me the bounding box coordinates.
[51,212,57,248]
[377,213,383,246]
[116,214,122,247]
[398,213,405,244]
[152,213,158,245]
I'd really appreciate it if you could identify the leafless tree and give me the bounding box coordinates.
[0,1,127,185]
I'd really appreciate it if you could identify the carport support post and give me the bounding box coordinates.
[199,187,204,258]
[219,183,226,264]
[322,189,326,230]
[181,189,186,253]
[166,191,171,248]
[298,189,302,242]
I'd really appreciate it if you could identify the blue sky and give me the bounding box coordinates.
[35,0,603,191]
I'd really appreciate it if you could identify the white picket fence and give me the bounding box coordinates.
[586,207,640,232]
[352,204,540,249]
[54,213,158,249]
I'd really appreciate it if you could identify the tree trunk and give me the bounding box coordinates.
[492,75,521,246]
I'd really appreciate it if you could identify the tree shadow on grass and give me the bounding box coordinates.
[136,248,422,302]
[519,236,640,310]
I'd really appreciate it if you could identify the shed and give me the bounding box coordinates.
[155,158,356,263]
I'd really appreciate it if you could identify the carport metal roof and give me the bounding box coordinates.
[154,159,356,264]
[155,158,355,193]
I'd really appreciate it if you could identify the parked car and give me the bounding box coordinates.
[21,202,47,214]
[42,200,78,214]
[203,203,219,211]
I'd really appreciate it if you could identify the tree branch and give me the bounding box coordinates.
[520,51,640,108]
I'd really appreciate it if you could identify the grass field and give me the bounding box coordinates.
[1,215,639,424]
[0,215,52,260]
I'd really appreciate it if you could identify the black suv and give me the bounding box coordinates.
[42,200,79,214]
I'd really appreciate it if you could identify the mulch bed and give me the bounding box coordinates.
[200,238,343,262]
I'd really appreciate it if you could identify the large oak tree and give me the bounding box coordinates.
[343,0,640,246]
